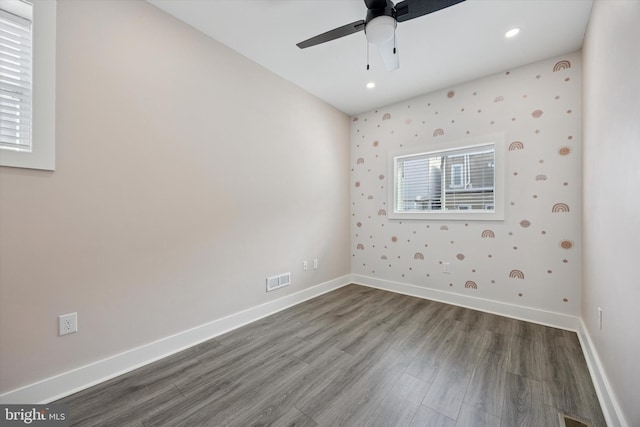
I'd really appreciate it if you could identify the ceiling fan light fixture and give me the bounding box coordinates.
[365,15,397,45]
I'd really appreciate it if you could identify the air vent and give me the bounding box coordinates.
[266,272,291,292]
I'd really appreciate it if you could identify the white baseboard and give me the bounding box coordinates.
[350,274,581,331]
[577,319,628,427]
[3,274,624,427]
[0,275,352,405]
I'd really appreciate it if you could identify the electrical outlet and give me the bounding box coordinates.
[313,259,318,269]
[59,312,78,336]
[303,261,308,271]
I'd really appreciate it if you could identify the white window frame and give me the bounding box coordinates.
[388,133,505,221]
[0,0,56,171]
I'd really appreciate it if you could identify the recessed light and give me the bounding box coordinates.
[505,28,520,38]
[366,82,376,89]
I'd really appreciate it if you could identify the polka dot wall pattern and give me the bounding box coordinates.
[350,53,582,316]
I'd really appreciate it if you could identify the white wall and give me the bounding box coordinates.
[351,53,583,317]
[0,0,350,395]
[582,1,640,425]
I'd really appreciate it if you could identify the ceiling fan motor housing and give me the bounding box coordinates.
[364,0,397,45]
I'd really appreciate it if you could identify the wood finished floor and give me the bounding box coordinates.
[56,285,606,427]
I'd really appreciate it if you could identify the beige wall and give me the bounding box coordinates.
[0,0,350,394]
[351,53,583,316]
[582,0,640,425]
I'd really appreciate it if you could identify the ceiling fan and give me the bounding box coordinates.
[296,0,466,71]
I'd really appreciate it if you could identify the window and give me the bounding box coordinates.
[0,3,31,152]
[389,133,504,220]
[0,0,55,170]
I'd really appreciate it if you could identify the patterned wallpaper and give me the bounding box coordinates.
[351,52,582,315]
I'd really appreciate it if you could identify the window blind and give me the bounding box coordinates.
[395,144,495,213]
[441,146,495,211]
[0,6,32,152]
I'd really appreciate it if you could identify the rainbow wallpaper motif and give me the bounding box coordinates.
[350,53,582,315]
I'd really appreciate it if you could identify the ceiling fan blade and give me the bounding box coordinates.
[376,37,399,71]
[297,20,366,49]
[364,0,391,10]
[395,0,466,23]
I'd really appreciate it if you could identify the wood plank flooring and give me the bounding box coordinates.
[56,284,606,426]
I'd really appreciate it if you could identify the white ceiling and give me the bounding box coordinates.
[147,0,593,116]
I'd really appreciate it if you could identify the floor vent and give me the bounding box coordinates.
[266,272,291,292]
[558,413,592,427]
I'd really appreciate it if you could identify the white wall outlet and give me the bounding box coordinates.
[59,312,78,336]
[313,259,318,269]
[303,260,308,271]
[443,262,450,273]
